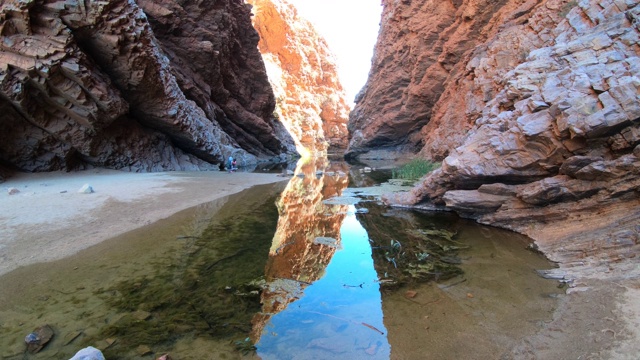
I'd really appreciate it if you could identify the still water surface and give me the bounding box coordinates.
[0,160,562,359]
[255,205,389,359]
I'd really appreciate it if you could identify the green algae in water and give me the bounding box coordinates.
[90,192,282,358]
[356,203,465,288]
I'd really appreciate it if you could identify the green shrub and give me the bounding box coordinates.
[392,159,440,180]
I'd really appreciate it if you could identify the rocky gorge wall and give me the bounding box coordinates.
[0,0,295,178]
[353,0,640,278]
[248,0,350,158]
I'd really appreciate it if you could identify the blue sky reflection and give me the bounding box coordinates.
[256,205,390,359]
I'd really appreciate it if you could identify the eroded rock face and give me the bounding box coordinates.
[362,0,640,277]
[348,0,532,157]
[0,0,294,173]
[248,0,350,157]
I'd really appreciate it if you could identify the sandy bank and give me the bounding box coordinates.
[0,169,287,277]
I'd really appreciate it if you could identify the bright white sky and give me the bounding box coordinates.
[286,0,382,105]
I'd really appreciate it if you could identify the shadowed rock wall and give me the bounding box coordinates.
[355,0,640,277]
[0,0,295,175]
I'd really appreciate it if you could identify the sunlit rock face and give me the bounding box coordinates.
[348,0,529,156]
[247,0,350,157]
[251,159,349,342]
[0,0,294,173]
[358,0,640,277]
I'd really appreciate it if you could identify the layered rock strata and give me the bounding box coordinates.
[248,0,350,157]
[0,0,294,174]
[348,0,534,156]
[355,0,640,278]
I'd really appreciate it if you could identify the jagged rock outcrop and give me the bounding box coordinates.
[247,0,350,157]
[355,0,640,277]
[0,0,295,174]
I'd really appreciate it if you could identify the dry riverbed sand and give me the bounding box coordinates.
[1,169,639,359]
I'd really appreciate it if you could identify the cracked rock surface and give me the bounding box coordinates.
[0,0,295,175]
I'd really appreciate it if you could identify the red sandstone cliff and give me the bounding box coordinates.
[247,0,350,157]
[349,0,546,156]
[0,0,295,177]
[353,0,640,278]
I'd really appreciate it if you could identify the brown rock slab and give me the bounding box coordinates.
[25,324,54,354]
[443,190,511,213]
[137,345,153,356]
[95,337,117,351]
[63,330,83,345]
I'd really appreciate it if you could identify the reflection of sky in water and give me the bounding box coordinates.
[257,205,390,359]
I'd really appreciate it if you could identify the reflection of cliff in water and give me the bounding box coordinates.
[251,158,350,342]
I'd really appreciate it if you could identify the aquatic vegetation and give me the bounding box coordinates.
[391,159,440,181]
[88,192,281,358]
[357,204,464,288]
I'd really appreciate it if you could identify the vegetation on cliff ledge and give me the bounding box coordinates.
[392,159,440,181]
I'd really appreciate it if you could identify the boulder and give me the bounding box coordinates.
[516,176,600,205]
[559,156,604,178]
[442,190,511,215]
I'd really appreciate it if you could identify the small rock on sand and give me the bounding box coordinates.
[78,184,94,194]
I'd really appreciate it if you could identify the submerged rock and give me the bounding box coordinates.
[24,324,54,354]
[136,345,153,356]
